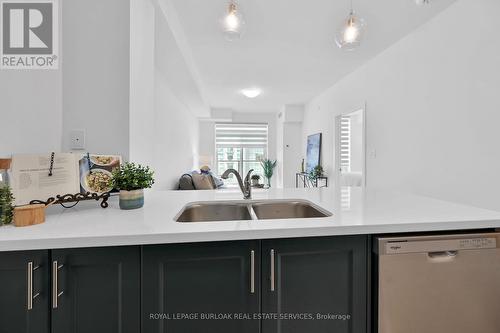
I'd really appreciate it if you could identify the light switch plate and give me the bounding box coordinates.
[70,129,86,150]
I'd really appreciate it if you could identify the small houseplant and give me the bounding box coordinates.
[0,185,14,225]
[251,174,261,187]
[111,163,154,210]
[260,159,277,188]
[308,165,324,186]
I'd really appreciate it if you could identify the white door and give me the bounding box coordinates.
[334,107,366,187]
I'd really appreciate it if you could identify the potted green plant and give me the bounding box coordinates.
[308,165,324,186]
[111,163,154,210]
[260,159,277,188]
[0,185,14,225]
[251,174,261,187]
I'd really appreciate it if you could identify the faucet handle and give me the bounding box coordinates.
[245,169,254,182]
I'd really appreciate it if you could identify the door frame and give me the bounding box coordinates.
[334,102,367,187]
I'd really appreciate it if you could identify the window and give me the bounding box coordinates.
[339,116,351,173]
[215,123,268,186]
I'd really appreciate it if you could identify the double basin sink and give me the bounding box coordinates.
[175,199,332,223]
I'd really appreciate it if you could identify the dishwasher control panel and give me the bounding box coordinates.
[458,237,496,249]
[381,234,499,255]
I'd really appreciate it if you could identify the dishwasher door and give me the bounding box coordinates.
[377,232,500,333]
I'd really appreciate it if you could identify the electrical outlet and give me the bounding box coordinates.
[70,129,86,150]
[369,149,377,159]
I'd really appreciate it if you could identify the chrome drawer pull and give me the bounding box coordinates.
[27,262,33,310]
[270,249,275,292]
[27,263,42,310]
[52,261,64,309]
[250,250,255,294]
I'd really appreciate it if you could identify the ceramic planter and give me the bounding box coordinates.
[119,189,144,210]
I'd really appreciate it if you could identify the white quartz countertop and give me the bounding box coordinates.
[1,187,500,251]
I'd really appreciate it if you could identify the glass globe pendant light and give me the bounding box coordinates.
[335,0,366,51]
[221,0,245,41]
[415,0,431,5]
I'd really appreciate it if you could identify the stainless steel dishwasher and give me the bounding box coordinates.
[376,232,500,333]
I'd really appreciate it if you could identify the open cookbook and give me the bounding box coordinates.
[9,153,122,206]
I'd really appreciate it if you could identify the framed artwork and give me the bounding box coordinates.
[306,133,322,173]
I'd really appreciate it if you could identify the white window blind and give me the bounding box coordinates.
[340,116,351,173]
[215,123,268,148]
[215,123,268,186]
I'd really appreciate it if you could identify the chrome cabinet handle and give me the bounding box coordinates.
[27,262,33,310]
[250,250,255,294]
[27,262,40,311]
[52,261,64,309]
[270,249,275,292]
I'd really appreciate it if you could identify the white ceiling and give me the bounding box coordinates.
[168,0,456,112]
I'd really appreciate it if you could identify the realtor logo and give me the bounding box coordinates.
[1,0,58,69]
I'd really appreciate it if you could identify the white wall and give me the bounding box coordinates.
[0,71,62,157]
[151,6,199,189]
[62,0,130,159]
[198,120,215,167]
[129,0,155,167]
[281,122,302,187]
[303,0,500,210]
[277,105,304,188]
[153,75,199,189]
[0,0,130,159]
[0,5,62,157]
[1,0,200,192]
[276,113,284,188]
[128,0,202,189]
[62,0,199,190]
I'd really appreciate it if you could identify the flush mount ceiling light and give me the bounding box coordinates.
[241,88,261,98]
[220,0,245,41]
[335,0,366,51]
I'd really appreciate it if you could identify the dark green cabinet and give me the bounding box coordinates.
[0,235,368,333]
[51,247,140,333]
[142,236,368,333]
[142,241,261,333]
[0,250,49,333]
[0,247,139,333]
[262,236,368,333]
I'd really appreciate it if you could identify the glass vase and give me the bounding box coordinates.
[266,177,271,188]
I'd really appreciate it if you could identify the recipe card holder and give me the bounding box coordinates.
[30,192,110,209]
[28,152,111,209]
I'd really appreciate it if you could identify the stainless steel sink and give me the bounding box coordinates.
[175,199,331,222]
[251,200,331,220]
[175,202,253,222]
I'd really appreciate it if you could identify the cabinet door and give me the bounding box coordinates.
[142,241,260,333]
[51,246,140,333]
[262,236,368,333]
[0,250,49,333]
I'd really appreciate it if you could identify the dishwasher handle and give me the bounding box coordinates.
[427,250,458,260]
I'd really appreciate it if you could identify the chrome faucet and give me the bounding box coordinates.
[221,169,254,199]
